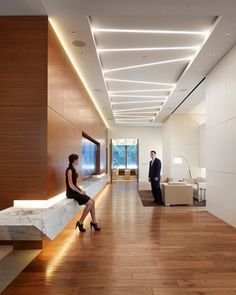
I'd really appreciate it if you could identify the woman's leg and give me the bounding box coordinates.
[79,200,94,224]
[89,199,97,223]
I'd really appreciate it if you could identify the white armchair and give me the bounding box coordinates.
[161,182,193,206]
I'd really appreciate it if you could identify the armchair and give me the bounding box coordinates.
[161,182,193,206]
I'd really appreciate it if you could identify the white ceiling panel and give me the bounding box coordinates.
[104,61,188,83]
[99,50,195,70]
[1,1,236,126]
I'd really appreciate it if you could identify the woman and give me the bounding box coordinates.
[66,153,101,232]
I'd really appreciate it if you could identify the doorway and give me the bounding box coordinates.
[111,139,139,182]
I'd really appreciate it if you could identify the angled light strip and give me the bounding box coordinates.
[109,89,172,94]
[98,46,199,53]
[92,28,207,35]
[110,95,168,98]
[116,118,154,121]
[105,78,175,87]
[113,106,159,112]
[112,100,165,105]
[114,111,157,114]
[103,57,192,73]
[115,114,154,118]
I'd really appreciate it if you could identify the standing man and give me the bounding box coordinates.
[148,150,162,204]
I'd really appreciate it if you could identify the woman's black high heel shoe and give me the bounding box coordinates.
[75,221,86,232]
[90,221,101,231]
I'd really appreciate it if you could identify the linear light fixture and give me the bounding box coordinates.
[111,100,165,105]
[116,118,154,121]
[113,106,159,112]
[110,95,168,98]
[103,57,192,73]
[105,78,175,86]
[114,111,157,114]
[98,46,199,53]
[92,28,207,35]
[109,89,172,94]
[115,114,154,118]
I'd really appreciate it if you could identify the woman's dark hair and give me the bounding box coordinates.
[68,154,79,165]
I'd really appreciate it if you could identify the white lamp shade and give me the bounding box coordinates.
[173,157,183,164]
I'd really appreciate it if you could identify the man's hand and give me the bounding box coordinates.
[154,177,159,181]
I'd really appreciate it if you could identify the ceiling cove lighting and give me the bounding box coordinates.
[105,78,175,86]
[103,57,192,73]
[92,28,207,35]
[111,101,165,105]
[49,18,108,128]
[109,89,172,94]
[110,95,168,98]
[98,46,199,53]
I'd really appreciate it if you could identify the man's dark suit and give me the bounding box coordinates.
[149,158,162,204]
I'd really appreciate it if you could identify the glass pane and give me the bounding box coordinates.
[127,145,137,169]
[112,145,126,169]
[82,137,97,176]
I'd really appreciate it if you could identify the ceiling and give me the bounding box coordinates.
[1,0,236,127]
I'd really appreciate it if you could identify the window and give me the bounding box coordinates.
[112,144,137,169]
[82,134,98,176]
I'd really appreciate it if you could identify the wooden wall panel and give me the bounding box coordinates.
[0,16,48,106]
[47,23,107,198]
[0,106,47,208]
[47,108,82,197]
[0,17,107,208]
[0,17,48,209]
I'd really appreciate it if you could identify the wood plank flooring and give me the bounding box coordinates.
[2,181,236,294]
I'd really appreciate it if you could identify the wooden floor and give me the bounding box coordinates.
[3,182,236,294]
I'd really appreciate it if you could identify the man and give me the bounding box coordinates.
[148,150,163,205]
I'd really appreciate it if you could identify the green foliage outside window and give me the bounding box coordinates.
[112,145,137,169]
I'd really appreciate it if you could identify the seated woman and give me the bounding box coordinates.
[66,153,101,232]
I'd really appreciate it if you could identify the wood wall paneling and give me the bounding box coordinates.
[0,16,48,106]
[0,17,107,209]
[0,16,48,209]
[0,106,47,209]
[47,23,107,196]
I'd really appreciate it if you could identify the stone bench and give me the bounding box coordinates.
[0,175,108,243]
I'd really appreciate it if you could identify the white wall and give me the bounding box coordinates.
[206,45,236,227]
[162,114,206,180]
[199,123,207,168]
[108,127,162,182]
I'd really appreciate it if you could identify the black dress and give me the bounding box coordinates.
[65,166,90,205]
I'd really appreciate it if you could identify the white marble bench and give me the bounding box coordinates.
[0,175,108,241]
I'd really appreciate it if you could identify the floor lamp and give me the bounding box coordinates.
[173,156,192,178]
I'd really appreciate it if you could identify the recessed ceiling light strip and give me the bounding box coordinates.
[114,111,156,114]
[113,106,159,112]
[105,78,175,87]
[110,95,168,98]
[103,57,192,73]
[92,28,207,35]
[115,114,154,118]
[97,46,199,53]
[116,118,154,121]
[111,100,165,105]
[109,89,172,94]
[153,16,221,123]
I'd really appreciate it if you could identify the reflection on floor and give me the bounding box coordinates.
[2,182,236,295]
